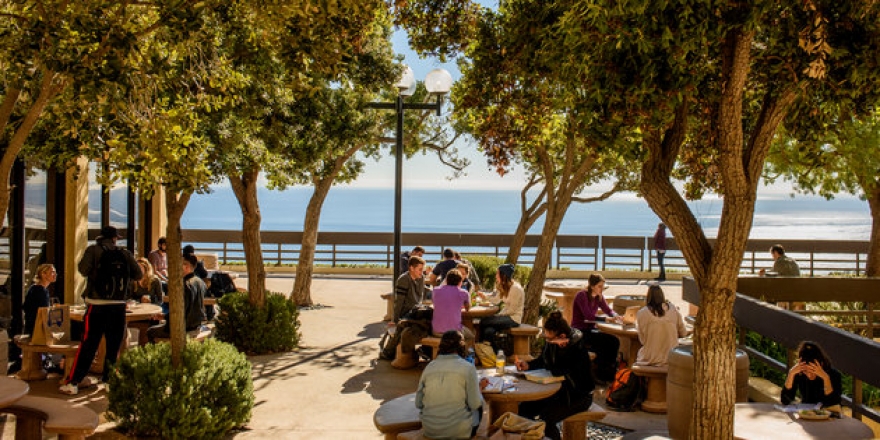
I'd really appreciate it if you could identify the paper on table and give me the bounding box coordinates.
[482,376,504,393]
[774,403,822,413]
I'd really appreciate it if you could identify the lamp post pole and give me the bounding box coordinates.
[367,66,452,291]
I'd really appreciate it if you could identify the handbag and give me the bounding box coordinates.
[405,304,433,322]
[489,412,545,440]
[474,342,496,368]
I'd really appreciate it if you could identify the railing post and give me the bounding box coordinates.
[276,243,281,266]
[810,251,815,277]
[854,379,863,420]
[332,244,337,268]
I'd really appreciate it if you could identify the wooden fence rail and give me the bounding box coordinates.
[1,229,873,276]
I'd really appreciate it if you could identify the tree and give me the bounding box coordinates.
[552,2,880,438]
[451,1,635,324]
[399,0,880,438]
[0,1,212,226]
[201,0,396,308]
[766,111,880,276]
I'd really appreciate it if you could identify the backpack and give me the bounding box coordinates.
[605,368,645,411]
[93,246,132,301]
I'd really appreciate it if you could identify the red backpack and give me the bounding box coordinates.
[605,368,645,411]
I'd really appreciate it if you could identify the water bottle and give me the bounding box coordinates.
[466,347,476,365]
[495,349,506,375]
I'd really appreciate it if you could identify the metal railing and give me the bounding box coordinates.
[0,228,872,276]
[684,277,880,424]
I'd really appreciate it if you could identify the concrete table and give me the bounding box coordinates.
[480,371,561,425]
[543,281,585,323]
[0,376,29,408]
[734,402,874,439]
[462,305,499,334]
[596,322,641,367]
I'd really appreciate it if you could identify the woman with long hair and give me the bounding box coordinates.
[130,258,163,305]
[635,285,687,366]
[781,341,842,409]
[23,264,57,335]
[477,264,523,351]
[570,273,621,382]
[515,312,594,440]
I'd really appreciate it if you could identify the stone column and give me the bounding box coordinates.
[65,158,90,304]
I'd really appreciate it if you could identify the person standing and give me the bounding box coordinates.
[431,269,474,344]
[653,223,667,282]
[515,312,595,440]
[61,226,142,395]
[148,237,168,281]
[635,285,687,366]
[416,330,484,439]
[147,253,207,343]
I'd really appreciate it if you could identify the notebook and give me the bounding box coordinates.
[482,376,505,393]
[523,369,565,384]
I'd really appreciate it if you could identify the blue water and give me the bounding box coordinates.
[179,187,872,241]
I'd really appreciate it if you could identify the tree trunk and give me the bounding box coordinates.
[229,169,266,307]
[291,177,333,306]
[507,178,547,264]
[164,189,192,367]
[865,188,880,277]
[522,199,567,325]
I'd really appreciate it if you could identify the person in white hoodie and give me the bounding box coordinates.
[634,284,687,367]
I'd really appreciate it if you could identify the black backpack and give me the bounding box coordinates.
[93,246,132,301]
[605,368,646,411]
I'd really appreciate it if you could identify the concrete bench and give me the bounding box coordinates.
[12,335,79,382]
[632,364,668,413]
[561,403,607,439]
[381,292,394,321]
[508,324,540,359]
[419,336,441,360]
[1,395,99,440]
[374,392,421,440]
[748,377,783,404]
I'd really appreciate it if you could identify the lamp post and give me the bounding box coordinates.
[368,66,453,288]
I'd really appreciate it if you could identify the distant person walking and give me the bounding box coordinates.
[653,223,667,281]
[760,244,801,276]
[61,226,142,395]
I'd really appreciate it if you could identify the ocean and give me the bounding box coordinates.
[178,187,873,241]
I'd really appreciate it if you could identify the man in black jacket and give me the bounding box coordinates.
[147,253,206,343]
[61,226,142,395]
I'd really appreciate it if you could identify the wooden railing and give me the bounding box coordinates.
[684,277,880,423]
[1,228,872,276]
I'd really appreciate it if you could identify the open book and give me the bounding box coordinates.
[524,369,565,384]
[482,376,505,393]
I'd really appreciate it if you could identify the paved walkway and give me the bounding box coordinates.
[3,275,682,439]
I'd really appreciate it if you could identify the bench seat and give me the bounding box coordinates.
[561,403,607,439]
[12,335,79,382]
[631,364,669,413]
[419,337,441,360]
[374,392,421,440]
[1,395,99,440]
[508,324,540,359]
[381,292,394,321]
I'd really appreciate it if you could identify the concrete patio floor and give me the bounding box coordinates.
[3,274,683,439]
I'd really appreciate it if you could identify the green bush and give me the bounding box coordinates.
[215,291,300,354]
[465,255,532,291]
[107,339,253,439]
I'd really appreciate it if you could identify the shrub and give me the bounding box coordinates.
[107,339,253,439]
[465,255,533,291]
[215,291,300,354]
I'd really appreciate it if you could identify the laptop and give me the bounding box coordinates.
[621,306,640,326]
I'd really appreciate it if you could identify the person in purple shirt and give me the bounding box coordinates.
[431,269,474,344]
[571,273,621,383]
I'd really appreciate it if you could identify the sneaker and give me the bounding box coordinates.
[59,383,78,395]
